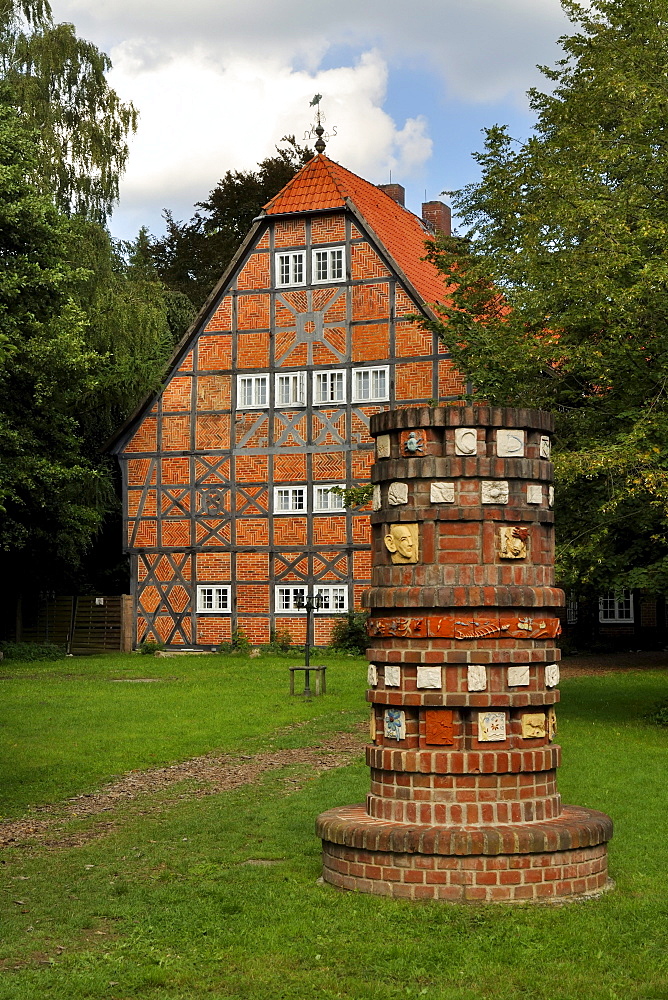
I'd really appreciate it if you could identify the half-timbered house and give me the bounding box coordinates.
[109,153,464,648]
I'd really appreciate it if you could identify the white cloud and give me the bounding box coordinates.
[107,47,432,236]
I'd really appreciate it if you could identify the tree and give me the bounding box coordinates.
[425,0,668,594]
[0,0,137,221]
[152,137,312,308]
[0,95,109,583]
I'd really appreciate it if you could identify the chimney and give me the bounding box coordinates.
[421,200,451,237]
[377,183,405,206]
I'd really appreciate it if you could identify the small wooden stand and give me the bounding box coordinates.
[289,665,327,697]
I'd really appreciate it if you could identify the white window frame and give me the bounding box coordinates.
[599,590,634,623]
[275,371,306,407]
[313,484,345,512]
[313,369,346,406]
[312,246,345,284]
[275,251,304,287]
[273,486,306,513]
[352,366,389,403]
[314,585,349,613]
[275,585,308,613]
[237,374,268,409]
[197,585,231,614]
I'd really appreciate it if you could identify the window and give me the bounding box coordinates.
[315,585,348,613]
[566,594,578,625]
[274,486,306,512]
[275,371,305,407]
[197,585,231,613]
[237,374,268,409]
[353,366,389,402]
[313,369,345,405]
[312,246,345,283]
[275,585,307,612]
[276,251,304,287]
[599,590,634,623]
[313,484,345,512]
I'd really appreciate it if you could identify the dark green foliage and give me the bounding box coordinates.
[426,0,668,594]
[330,611,370,654]
[152,137,312,309]
[646,698,668,727]
[0,640,64,660]
[267,627,294,652]
[138,640,165,656]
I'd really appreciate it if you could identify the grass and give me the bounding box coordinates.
[1,653,667,999]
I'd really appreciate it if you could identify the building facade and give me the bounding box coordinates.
[110,154,464,648]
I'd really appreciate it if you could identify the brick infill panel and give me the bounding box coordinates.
[365,745,561,773]
[316,803,613,855]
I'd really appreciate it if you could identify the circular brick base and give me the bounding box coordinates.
[317,804,612,903]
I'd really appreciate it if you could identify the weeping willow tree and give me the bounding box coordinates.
[0,0,137,222]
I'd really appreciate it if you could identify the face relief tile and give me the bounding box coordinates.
[417,666,442,689]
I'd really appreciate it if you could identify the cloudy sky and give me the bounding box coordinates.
[49,0,572,241]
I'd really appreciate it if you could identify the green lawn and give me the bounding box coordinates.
[1,653,667,999]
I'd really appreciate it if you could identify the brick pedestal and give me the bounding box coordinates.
[316,406,612,902]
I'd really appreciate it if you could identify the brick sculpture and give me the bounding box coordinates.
[316,405,613,903]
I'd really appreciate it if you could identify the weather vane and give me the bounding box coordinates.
[304,94,337,154]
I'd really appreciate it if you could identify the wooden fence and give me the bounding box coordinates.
[19,595,133,654]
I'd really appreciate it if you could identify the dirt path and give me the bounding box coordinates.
[560,649,668,677]
[0,728,366,850]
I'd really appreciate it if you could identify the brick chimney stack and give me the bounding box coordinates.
[422,200,452,237]
[377,183,405,206]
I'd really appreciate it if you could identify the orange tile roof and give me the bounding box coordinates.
[263,154,447,307]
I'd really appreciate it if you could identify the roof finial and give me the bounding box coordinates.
[304,94,337,155]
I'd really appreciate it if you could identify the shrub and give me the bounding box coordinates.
[138,640,165,655]
[268,627,294,653]
[646,699,668,727]
[231,628,250,653]
[0,641,66,661]
[330,611,369,654]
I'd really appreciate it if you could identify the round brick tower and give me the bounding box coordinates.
[316,405,612,903]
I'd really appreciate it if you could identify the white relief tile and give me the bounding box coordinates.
[367,664,378,687]
[548,485,555,508]
[385,665,401,687]
[526,484,543,505]
[497,429,525,457]
[467,664,487,691]
[388,482,408,506]
[545,663,560,688]
[540,435,551,459]
[372,485,381,511]
[521,713,547,738]
[376,434,391,459]
[507,665,530,687]
[430,481,455,503]
[481,480,509,504]
[384,708,406,740]
[417,666,442,689]
[478,711,506,742]
[454,427,478,456]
